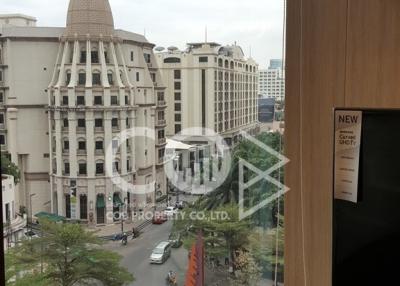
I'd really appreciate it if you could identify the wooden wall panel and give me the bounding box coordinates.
[346,0,400,108]
[285,0,346,285]
[286,0,400,285]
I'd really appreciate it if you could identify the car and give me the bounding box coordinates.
[174,201,186,210]
[152,212,167,224]
[168,233,183,248]
[163,206,178,216]
[24,230,39,239]
[149,241,172,264]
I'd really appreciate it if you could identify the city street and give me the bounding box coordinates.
[106,220,187,286]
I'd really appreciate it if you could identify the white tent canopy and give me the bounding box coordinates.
[166,139,194,150]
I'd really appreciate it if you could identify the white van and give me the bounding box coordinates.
[149,241,172,264]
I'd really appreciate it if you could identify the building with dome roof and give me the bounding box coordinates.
[0,0,167,225]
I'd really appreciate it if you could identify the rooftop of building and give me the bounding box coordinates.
[0,25,150,44]
[0,14,37,21]
[157,42,257,65]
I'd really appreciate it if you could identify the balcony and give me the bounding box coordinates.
[157,100,166,107]
[157,138,166,145]
[156,119,166,126]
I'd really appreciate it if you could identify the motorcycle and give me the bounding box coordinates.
[121,233,128,246]
[166,271,177,286]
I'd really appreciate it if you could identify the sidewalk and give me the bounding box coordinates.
[85,218,149,237]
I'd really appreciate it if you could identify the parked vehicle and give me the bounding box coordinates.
[175,201,185,210]
[150,241,171,264]
[168,232,183,248]
[164,206,178,217]
[24,230,39,239]
[121,233,128,246]
[152,212,168,224]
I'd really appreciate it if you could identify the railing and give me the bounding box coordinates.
[157,120,166,126]
[157,138,166,145]
[157,100,166,106]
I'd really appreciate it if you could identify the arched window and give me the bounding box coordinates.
[107,70,114,85]
[164,57,181,63]
[96,194,105,224]
[218,58,223,67]
[65,70,71,86]
[78,160,87,176]
[80,195,88,219]
[92,70,101,85]
[78,138,86,153]
[78,70,86,85]
[230,61,234,69]
[224,60,229,68]
[95,159,104,175]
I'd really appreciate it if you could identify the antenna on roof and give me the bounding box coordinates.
[205,26,208,44]
[249,46,252,58]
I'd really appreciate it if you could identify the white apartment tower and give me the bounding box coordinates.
[258,59,285,101]
[0,0,166,226]
[156,43,259,146]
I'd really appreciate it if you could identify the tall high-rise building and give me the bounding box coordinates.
[0,0,166,225]
[258,59,285,101]
[156,42,260,146]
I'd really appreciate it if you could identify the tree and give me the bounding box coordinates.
[229,249,262,286]
[248,215,284,282]
[1,154,21,184]
[175,204,251,273]
[198,132,284,228]
[6,219,134,286]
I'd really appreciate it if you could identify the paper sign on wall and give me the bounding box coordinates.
[334,110,362,203]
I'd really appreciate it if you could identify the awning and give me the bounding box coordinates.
[166,139,194,150]
[96,196,105,208]
[113,194,123,206]
[35,212,65,222]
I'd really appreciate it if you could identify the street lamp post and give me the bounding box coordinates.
[120,197,127,234]
[29,193,36,233]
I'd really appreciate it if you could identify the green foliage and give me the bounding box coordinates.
[1,154,21,184]
[229,249,262,286]
[248,215,284,281]
[198,132,284,228]
[6,219,134,286]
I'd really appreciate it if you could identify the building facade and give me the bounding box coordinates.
[258,59,285,101]
[2,175,27,250]
[156,42,259,146]
[0,0,166,226]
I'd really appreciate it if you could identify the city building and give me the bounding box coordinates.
[2,175,27,250]
[156,42,260,146]
[258,97,276,123]
[258,59,285,101]
[0,14,37,27]
[0,0,166,226]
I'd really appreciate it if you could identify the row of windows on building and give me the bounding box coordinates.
[173,70,182,134]
[61,159,130,176]
[63,70,143,86]
[163,56,257,73]
[55,116,130,130]
[57,94,131,106]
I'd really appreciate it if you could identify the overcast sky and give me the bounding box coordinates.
[2,0,285,69]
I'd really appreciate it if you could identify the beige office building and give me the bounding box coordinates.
[0,0,166,225]
[156,43,260,146]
